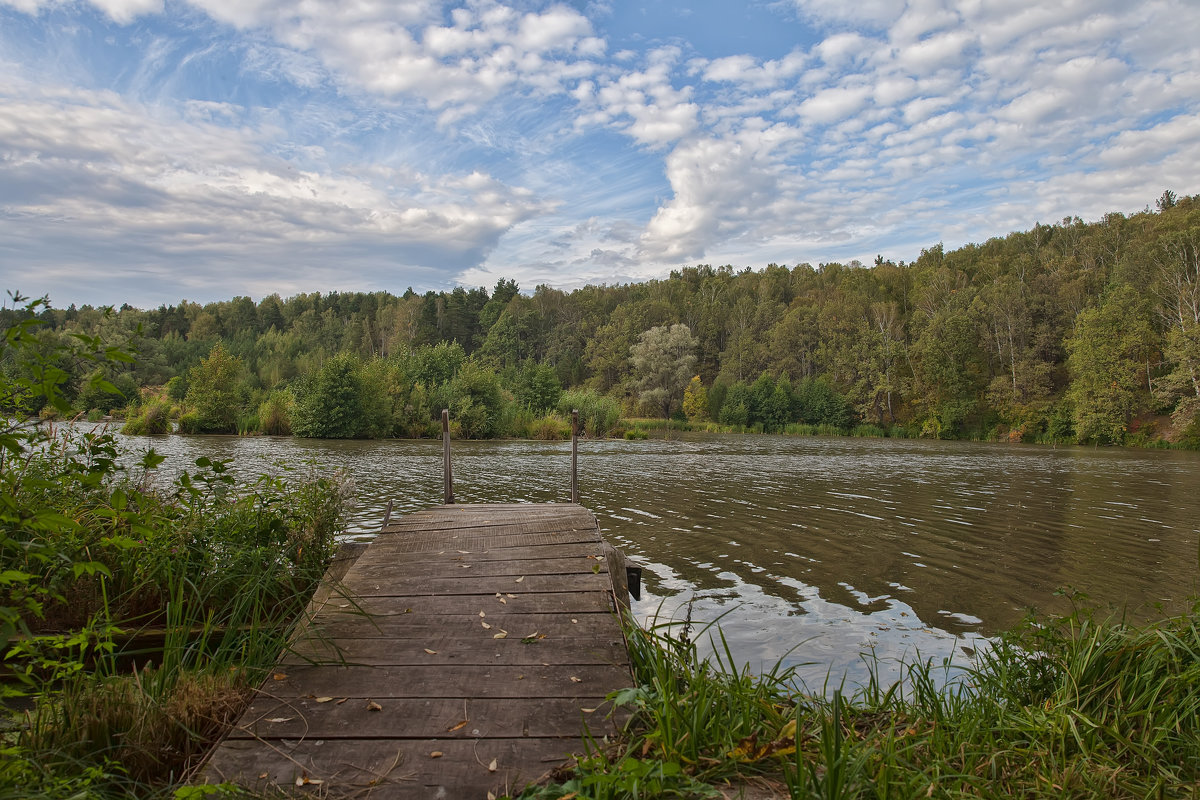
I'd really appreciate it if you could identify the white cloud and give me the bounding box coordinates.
[2,0,1200,302]
[797,85,872,124]
[0,78,544,300]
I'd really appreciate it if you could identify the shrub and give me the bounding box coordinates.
[257,391,293,436]
[528,416,569,440]
[183,343,247,434]
[121,400,171,435]
[559,389,620,437]
[176,411,202,434]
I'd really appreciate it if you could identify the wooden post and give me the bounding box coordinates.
[571,409,579,504]
[381,498,394,530]
[442,409,454,505]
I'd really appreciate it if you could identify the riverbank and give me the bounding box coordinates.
[515,600,1200,798]
[87,400,1200,450]
[0,422,349,799]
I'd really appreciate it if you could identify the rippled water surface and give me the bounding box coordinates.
[112,430,1200,687]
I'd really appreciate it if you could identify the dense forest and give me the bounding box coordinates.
[4,191,1199,447]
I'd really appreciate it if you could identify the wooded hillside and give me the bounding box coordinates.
[6,192,1199,446]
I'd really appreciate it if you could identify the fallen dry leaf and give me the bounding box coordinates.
[498,598,507,605]
[570,676,582,683]
[367,700,383,712]
[447,720,469,732]
[272,673,287,681]
[336,698,348,705]
[488,793,497,800]
[493,631,508,639]
[457,550,470,554]
[478,610,486,617]
[314,697,334,703]
[581,707,598,713]
[424,648,437,655]
[482,621,492,629]
[515,576,525,583]
[294,773,323,786]
[430,751,443,758]
[461,564,472,569]
[506,593,516,598]
[571,618,578,624]
[265,717,293,723]
[258,772,268,779]
[488,758,498,772]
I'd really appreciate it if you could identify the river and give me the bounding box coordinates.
[98,428,1200,689]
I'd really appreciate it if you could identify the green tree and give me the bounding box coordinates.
[795,377,851,428]
[910,308,981,438]
[718,381,751,427]
[682,376,708,421]
[184,342,246,433]
[1066,286,1156,443]
[440,361,505,439]
[514,361,562,413]
[292,353,388,439]
[1154,226,1200,430]
[630,324,699,418]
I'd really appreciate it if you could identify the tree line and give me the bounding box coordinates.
[4,191,1199,446]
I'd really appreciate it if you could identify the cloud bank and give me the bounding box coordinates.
[0,0,1197,306]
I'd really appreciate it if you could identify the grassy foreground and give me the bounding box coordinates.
[1,296,350,798]
[515,601,1200,799]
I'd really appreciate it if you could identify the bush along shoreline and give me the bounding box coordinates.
[514,597,1200,799]
[1,296,349,798]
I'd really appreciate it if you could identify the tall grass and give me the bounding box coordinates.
[516,599,1200,799]
[1,426,349,798]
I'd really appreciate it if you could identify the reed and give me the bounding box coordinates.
[516,599,1200,799]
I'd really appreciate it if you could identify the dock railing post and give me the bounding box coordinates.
[442,409,454,504]
[571,409,579,503]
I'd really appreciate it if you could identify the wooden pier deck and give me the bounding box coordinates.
[202,503,634,798]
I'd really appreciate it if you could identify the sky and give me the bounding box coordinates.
[1,1,1198,309]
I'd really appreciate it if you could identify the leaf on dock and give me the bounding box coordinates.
[447,720,469,732]
[367,700,383,712]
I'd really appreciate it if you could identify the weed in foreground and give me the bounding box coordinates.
[516,599,1200,799]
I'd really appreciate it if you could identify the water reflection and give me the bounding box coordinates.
[99,426,1200,689]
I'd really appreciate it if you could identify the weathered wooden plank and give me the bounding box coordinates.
[301,611,619,639]
[203,736,581,799]
[282,632,629,666]
[368,530,601,553]
[340,571,612,597]
[351,542,607,568]
[227,696,626,739]
[306,591,615,617]
[258,662,632,699]
[347,554,608,579]
[379,514,596,534]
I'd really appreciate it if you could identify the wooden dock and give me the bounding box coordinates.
[202,502,634,798]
